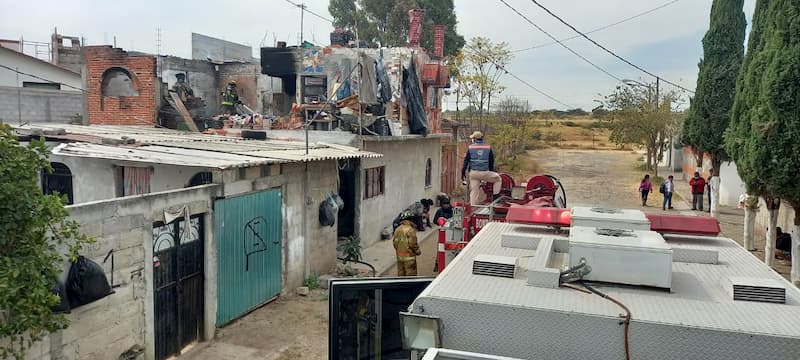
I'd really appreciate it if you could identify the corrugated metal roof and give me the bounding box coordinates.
[421,222,800,338]
[16,124,381,169]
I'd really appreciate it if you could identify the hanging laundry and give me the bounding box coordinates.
[358,53,379,105]
[402,60,428,137]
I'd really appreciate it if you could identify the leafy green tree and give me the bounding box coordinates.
[0,124,93,358]
[682,0,745,217]
[328,0,465,56]
[725,0,800,282]
[459,37,512,132]
[602,83,683,176]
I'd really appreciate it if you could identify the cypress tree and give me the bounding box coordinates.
[726,0,800,281]
[684,0,746,216]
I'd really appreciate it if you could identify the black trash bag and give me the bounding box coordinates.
[319,198,337,227]
[402,60,428,137]
[66,256,113,308]
[50,279,71,313]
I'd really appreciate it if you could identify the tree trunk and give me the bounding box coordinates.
[764,197,780,267]
[710,158,722,218]
[695,150,704,169]
[743,195,756,251]
[791,205,800,285]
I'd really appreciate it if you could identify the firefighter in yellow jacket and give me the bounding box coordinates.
[393,211,421,276]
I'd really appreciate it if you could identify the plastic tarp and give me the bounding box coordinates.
[320,193,345,227]
[376,53,393,104]
[402,60,428,137]
[66,256,113,308]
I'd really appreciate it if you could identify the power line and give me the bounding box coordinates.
[514,0,681,53]
[461,44,573,109]
[528,0,694,94]
[0,64,85,92]
[284,0,333,23]
[497,0,622,82]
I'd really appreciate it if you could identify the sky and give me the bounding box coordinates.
[0,0,757,110]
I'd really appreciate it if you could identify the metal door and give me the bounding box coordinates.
[215,189,283,326]
[153,215,205,360]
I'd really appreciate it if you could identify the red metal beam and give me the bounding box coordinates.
[646,213,721,236]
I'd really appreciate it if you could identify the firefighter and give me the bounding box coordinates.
[393,211,421,276]
[172,73,194,103]
[221,80,240,114]
[461,131,502,205]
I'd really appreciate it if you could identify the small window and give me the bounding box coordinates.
[101,67,138,96]
[116,166,151,196]
[187,171,213,187]
[41,162,73,204]
[364,166,385,199]
[23,82,61,90]
[425,158,432,187]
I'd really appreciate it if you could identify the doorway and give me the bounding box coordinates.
[152,215,205,360]
[338,160,358,238]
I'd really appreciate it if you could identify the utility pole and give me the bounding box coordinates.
[299,2,306,45]
[655,77,660,110]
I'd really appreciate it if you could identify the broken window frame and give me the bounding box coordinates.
[364,166,385,199]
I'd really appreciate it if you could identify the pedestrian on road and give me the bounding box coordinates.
[689,172,706,211]
[393,211,421,276]
[461,131,501,205]
[660,175,675,210]
[639,174,653,206]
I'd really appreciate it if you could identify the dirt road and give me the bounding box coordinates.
[528,149,669,209]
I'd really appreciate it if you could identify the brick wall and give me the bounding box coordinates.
[218,63,259,112]
[84,46,157,125]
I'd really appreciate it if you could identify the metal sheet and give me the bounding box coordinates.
[215,190,282,325]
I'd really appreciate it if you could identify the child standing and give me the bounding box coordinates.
[639,174,653,206]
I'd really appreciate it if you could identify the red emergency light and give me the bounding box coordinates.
[506,205,571,226]
[646,213,721,236]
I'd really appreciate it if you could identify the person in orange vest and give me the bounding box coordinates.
[393,211,421,276]
[461,131,502,205]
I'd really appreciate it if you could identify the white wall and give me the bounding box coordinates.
[360,137,443,246]
[51,154,211,204]
[718,162,747,207]
[0,47,82,91]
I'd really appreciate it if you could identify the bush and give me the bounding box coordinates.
[544,131,562,142]
[562,120,578,127]
[305,275,319,290]
[531,129,542,141]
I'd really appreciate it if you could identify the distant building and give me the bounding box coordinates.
[0,45,83,123]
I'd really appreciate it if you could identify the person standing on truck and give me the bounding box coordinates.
[393,211,421,276]
[689,172,706,211]
[462,131,502,205]
[639,174,653,206]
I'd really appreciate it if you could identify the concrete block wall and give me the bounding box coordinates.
[0,86,83,123]
[23,185,220,360]
[52,33,83,74]
[84,46,157,125]
[360,137,443,246]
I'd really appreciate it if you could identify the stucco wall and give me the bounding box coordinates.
[51,154,210,204]
[0,47,82,89]
[23,185,220,360]
[681,146,747,207]
[360,137,442,246]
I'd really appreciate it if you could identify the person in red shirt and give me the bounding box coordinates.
[689,172,707,211]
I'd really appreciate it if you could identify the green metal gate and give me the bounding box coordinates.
[215,189,282,325]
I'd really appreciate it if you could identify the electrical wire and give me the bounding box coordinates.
[514,0,681,53]
[528,0,694,94]
[0,63,85,92]
[461,44,574,109]
[497,0,623,82]
[284,0,334,23]
[581,281,632,360]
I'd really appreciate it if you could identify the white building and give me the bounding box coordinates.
[0,45,83,123]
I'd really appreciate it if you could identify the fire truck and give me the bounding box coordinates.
[436,173,568,272]
[328,205,800,360]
